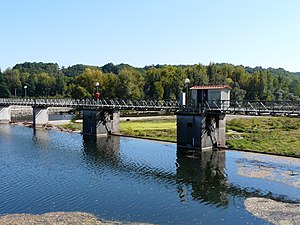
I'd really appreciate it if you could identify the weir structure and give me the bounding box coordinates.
[82,109,120,135]
[0,94,299,152]
[176,85,231,152]
[0,98,178,134]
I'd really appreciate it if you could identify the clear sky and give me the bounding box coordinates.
[1,0,300,72]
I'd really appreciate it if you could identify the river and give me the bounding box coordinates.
[0,124,299,224]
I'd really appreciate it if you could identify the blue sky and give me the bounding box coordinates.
[1,0,300,72]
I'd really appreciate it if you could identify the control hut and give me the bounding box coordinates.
[177,85,231,153]
[190,85,231,110]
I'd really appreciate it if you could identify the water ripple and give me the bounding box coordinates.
[0,124,299,225]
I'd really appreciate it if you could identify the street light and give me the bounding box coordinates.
[184,78,190,109]
[24,85,28,98]
[95,82,99,93]
[95,82,100,100]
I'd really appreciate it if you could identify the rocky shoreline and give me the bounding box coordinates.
[0,212,152,225]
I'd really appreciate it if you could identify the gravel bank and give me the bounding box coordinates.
[0,212,152,225]
[244,197,300,225]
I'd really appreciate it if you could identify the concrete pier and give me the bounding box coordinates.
[82,109,120,136]
[176,112,226,152]
[33,107,49,128]
[0,106,11,123]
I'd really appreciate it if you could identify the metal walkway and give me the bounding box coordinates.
[0,98,299,116]
[0,98,179,111]
[186,100,300,116]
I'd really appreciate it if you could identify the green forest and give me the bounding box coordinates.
[0,62,299,101]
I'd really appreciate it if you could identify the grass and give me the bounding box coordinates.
[226,117,300,157]
[120,119,177,142]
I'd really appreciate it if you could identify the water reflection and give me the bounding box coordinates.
[0,124,12,136]
[32,129,50,150]
[82,135,121,170]
[81,136,300,208]
[82,136,230,207]
[1,124,299,224]
[176,151,228,206]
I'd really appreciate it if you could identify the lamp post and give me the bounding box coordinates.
[24,85,27,98]
[95,82,100,100]
[184,78,190,109]
[95,82,99,93]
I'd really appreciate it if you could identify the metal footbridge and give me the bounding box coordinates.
[0,98,299,116]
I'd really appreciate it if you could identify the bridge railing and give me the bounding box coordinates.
[0,98,299,115]
[180,100,300,115]
[0,98,180,111]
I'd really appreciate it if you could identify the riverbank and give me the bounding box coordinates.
[0,212,152,225]
[119,116,300,157]
[13,115,300,157]
[226,116,300,157]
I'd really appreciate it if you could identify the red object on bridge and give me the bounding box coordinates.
[94,92,100,100]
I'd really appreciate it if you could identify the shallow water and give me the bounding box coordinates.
[0,124,299,224]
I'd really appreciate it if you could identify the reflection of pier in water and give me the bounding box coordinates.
[81,135,299,206]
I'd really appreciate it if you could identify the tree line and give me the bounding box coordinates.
[0,62,299,101]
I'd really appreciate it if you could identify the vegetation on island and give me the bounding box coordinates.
[226,117,300,157]
[57,116,299,157]
[120,117,300,157]
[0,62,299,102]
[120,119,176,142]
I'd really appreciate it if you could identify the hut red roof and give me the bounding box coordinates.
[190,85,231,90]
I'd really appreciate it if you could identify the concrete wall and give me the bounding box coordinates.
[82,109,120,136]
[0,106,11,123]
[111,111,120,134]
[33,107,49,128]
[177,112,226,152]
[177,114,202,149]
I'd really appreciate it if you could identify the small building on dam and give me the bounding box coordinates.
[177,85,231,153]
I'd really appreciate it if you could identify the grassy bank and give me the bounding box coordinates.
[120,119,176,142]
[57,116,300,157]
[121,116,300,157]
[226,117,300,157]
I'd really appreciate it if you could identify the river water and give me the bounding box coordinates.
[0,124,299,224]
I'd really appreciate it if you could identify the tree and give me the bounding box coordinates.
[73,68,103,96]
[231,82,246,101]
[54,71,66,97]
[185,64,208,86]
[68,84,91,99]
[274,89,284,101]
[100,73,118,99]
[0,71,11,97]
[0,83,11,97]
[207,63,224,85]
[3,68,22,96]
[116,67,144,99]
[257,71,268,100]
[35,73,56,97]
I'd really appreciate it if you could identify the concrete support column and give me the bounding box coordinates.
[176,112,226,153]
[33,107,49,128]
[111,110,120,134]
[0,106,11,123]
[82,109,120,136]
[201,114,226,149]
